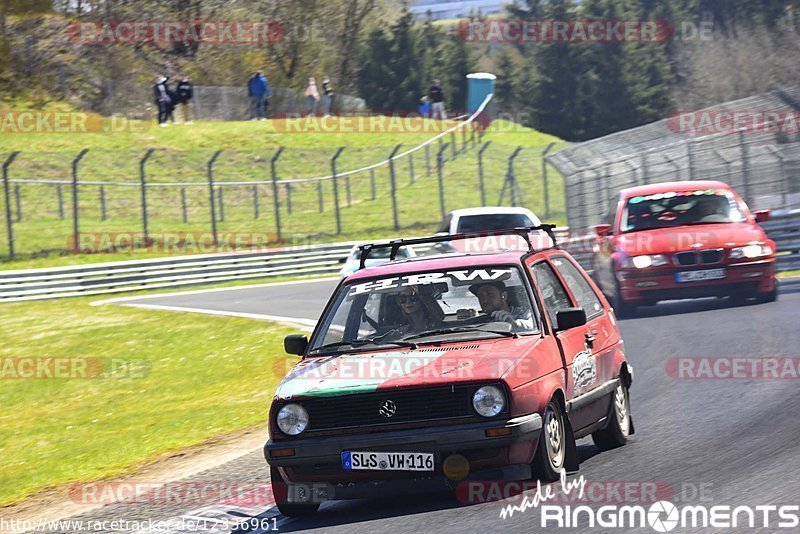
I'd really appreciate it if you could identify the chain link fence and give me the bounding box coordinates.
[548,88,800,230]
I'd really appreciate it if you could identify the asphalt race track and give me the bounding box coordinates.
[60,278,800,533]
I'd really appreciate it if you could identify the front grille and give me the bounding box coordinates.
[674,251,697,266]
[700,249,723,264]
[297,384,499,433]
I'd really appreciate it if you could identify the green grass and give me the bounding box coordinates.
[0,117,566,269]
[0,294,301,506]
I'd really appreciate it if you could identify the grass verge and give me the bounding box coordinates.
[0,294,299,506]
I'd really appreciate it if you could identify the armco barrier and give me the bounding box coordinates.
[0,219,796,303]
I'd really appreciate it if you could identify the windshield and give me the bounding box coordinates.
[309,266,539,353]
[621,189,745,232]
[456,214,534,233]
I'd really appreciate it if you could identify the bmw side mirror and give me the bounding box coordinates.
[594,223,612,237]
[284,334,309,355]
[338,256,348,263]
[754,209,771,223]
[555,308,587,332]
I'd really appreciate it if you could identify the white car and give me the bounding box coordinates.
[435,207,542,234]
[338,244,416,279]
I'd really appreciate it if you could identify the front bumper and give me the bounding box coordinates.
[618,259,776,302]
[264,413,542,500]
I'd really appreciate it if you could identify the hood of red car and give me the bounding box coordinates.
[615,222,767,256]
[274,337,544,399]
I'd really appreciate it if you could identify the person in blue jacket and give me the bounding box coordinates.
[247,71,270,120]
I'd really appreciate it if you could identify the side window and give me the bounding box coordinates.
[551,256,604,319]
[532,262,573,328]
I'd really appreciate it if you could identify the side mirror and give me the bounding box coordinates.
[338,256,348,264]
[594,223,612,237]
[555,308,587,332]
[754,209,771,223]
[284,334,308,355]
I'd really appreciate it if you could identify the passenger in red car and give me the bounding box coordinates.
[397,286,444,333]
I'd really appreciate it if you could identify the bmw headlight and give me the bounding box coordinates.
[730,244,772,259]
[276,403,309,435]
[625,254,669,269]
[472,385,506,417]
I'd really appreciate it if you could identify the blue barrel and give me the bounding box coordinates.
[466,73,496,114]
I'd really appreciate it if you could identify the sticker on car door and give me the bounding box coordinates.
[573,350,597,394]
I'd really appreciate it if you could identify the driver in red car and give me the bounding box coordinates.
[469,281,534,330]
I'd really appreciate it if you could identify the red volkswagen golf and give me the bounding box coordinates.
[592,180,777,316]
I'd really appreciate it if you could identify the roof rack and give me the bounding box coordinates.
[357,224,559,270]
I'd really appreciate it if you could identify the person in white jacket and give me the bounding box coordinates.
[305,77,320,116]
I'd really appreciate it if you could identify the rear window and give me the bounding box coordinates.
[456,214,533,233]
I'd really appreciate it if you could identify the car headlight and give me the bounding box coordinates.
[628,254,669,269]
[472,385,506,417]
[730,244,772,259]
[276,403,309,435]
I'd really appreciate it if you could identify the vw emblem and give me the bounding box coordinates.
[379,400,397,418]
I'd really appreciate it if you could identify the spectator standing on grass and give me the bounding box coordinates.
[248,71,269,120]
[175,75,194,124]
[321,77,334,117]
[429,79,446,119]
[305,77,320,116]
[153,75,172,126]
[418,95,431,118]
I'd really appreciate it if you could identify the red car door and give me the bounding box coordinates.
[529,259,598,431]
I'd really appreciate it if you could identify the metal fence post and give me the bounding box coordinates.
[436,142,449,218]
[270,147,284,242]
[738,129,752,202]
[500,147,523,206]
[409,153,415,184]
[181,188,188,223]
[218,186,225,221]
[370,168,376,200]
[252,185,259,219]
[425,144,432,175]
[450,132,457,159]
[2,152,20,258]
[207,150,223,246]
[477,141,491,206]
[57,184,65,220]
[461,127,467,154]
[331,147,345,234]
[317,180,324,213]
[99,185,106,221]
[541,142,556,218]
[345,175,352,208]
[139,149,155,246]
[72,149,89,252]
[388,145,403,231]
[284,184,292,215]
[765,145,788,208]
[13,184,21,222]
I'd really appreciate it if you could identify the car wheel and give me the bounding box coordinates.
[592,381,631,451]
[613,279,637,318]
[270,466,321,517]
[533,400,567,481]
[755,286,778,303]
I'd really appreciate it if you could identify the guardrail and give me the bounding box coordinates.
[1,216,797,303]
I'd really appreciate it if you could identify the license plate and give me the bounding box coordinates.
[675,268,726,282]
[342,451,434,471]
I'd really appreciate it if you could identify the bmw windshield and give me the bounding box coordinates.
[622,189,745,232]
[309,266,539,354]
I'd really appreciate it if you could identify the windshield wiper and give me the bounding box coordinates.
[309,338,417,354]
[402,327,517,341]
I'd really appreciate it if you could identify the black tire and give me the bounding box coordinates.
[612,280,637,319]
[592,381,631,451]
[755,286,778,304]
[270,466,321,517]
[533,400,567,481]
